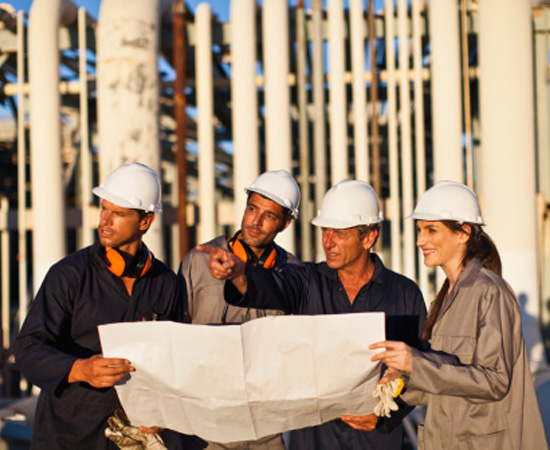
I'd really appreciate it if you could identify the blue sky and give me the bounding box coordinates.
[9,1,385,21]
[10,0,232,20]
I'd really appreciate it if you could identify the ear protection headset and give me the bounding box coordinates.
[229,235,277,269]
[103,246,153,278]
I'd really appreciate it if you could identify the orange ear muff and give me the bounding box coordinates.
[230,239,251,263]
[258,247,277,269]
[104,247,152,278]
[104,247,126,277]
[140,251,153,276]
[229,238,277,269]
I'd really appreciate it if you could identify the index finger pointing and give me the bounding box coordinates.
[196,244,216,255]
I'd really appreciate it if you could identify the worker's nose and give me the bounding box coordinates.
[322,231,334,248]
[416,231,425,248]
[251,213,262,226]
[100,211,113,226]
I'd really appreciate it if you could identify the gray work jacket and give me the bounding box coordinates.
[178,235,300,325]
[403,258,547,450]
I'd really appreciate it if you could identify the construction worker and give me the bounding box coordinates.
[178,169,301,450]
[14,163,185,449]
[199,179,427,450]
[370,181,547,450]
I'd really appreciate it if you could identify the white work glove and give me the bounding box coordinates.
[105,408,167,449]
[373,376,404,418]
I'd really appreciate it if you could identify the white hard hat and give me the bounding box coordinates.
[407,180,484,225]
[245,170,300,219]
[93,163,162,212]
[311,179,383,228]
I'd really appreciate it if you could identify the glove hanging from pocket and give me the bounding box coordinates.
[372,371,404,418]
[105,408,167,449]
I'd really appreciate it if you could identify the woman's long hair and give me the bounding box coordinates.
[422,221,502,340]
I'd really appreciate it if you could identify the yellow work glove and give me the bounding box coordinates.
[105,408,167,449]
[373,376,404,418]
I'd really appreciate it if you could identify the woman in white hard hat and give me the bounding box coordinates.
[370,180,547,450]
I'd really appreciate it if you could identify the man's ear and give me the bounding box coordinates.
[362,228,378,252]
[278,218,292,233]
[140,213,155,233]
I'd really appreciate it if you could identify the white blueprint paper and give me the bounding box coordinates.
[98,312,385,443]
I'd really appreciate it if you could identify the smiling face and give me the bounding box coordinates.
[98,199,154,255]
[240,193,290,256]
[321,226,376,271]
[416,220,469,275]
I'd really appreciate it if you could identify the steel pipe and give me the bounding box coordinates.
[327,0,348,185]
[196,3,216,243]
[28,0,77,291]
[230,0,259,230]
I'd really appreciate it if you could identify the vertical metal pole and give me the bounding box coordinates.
[78,7,93,249]
[368,0,380,197]
[196,3,216,244]
[328,0,348,185]
[460,0,473,189]
[385,0,401,274]
[263,0,292,172]
[534,7,550,199]
[350,0,369,183]
[231,0,259,231]
[412,0,429,296]
[428,0,463,183]
[16,10,28,326]
[398,0,415,280]
[296,0,311,260]
[312,0,327,262]
[263,0,295,253]
[1,197,9,350]
[28,0,67,292]
[173,0,189,259]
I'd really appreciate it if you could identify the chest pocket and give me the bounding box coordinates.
[431,334,476,365]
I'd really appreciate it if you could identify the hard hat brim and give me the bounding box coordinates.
[311,215,382,229]
[407,211,484,225]
[93,186,162,213]
[246,187,299,219]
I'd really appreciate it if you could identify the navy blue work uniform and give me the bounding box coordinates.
[14,242,184,450]
[225,254,427,450]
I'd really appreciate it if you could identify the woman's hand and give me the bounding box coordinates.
[370,341,413,374]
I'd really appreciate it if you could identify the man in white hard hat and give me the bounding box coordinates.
[14,163,188,449]
[178,169,301,449]
[200,179,427,450]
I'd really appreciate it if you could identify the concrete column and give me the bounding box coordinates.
[97,0,164,258]
[477,0,545,371]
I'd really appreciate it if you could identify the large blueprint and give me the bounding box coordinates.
[99,312,385,443]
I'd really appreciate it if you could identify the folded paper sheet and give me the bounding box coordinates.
[99,312,385,443]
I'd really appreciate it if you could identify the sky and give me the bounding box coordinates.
[8,1,379,21]
[10,0,232,20]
